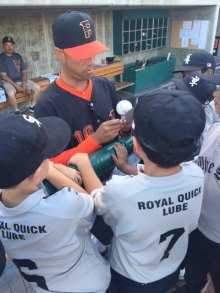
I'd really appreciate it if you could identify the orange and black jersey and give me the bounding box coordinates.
[34,76,120,165]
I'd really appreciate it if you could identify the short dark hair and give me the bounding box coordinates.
[139,138,198,168]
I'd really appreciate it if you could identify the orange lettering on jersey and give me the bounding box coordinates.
[74,125,94,144]
[83,125,94,138]
[74,131,84,144]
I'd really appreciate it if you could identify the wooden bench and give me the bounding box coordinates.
[0,78,50,109]
[93,61,134,91]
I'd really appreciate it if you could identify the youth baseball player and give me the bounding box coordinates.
[69,89,206,293]
[173,73,219,153]
[183,74,220,293]
[0,114,110,293]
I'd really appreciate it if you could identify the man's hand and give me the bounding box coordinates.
[92,119,123,145]
[14,84,23,93]
[120,119,131,134]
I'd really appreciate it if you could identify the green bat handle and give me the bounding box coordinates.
[43,135,133,195]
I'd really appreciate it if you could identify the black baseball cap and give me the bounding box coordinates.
[173,52,215,73]
[0,115,71,188]
[196,74,220,85]
[52,11,108,59]
[127,89,205,153]
[173,74,217,105]
[2,36,15,44]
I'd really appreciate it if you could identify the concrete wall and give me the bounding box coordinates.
[168,6,219,69]
[0,9,113,78]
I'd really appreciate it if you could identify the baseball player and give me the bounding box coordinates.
[0,114,110,293]
[173,51,216,78]
[173,52,220,154]
[69,89,206,293]
[183,74,220,293]
[34,11,127,169]
[173,73,219,153]
[34,11,130,247]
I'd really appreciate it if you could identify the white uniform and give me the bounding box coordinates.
[195,122,220,243]
[0,187,110,293]
[203,100,220,139]
[93,162,204,284]
[196,100,220,152]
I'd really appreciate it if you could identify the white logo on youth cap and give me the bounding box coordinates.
[184,54,192,64]
[23,115,42,127]
[207,62,211,68]
[189,76,200,87]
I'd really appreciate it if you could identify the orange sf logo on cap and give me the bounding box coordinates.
[80,20,93,39]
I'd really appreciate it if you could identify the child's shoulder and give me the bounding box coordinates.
[41,187,94,219]
[181,161,204,178]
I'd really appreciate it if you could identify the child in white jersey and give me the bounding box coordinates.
[173,73,219,153]
[0,114,110,293]
[182,74,220,293]
[69,89,206,293]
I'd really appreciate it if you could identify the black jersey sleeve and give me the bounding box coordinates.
[34,83,59,118]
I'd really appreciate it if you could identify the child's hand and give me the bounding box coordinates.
[68,153,90,167]
[54,164,82,185]
[112,143,129,171]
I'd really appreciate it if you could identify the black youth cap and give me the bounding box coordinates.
[52,11,108,59]
[173,74,216,105]
[173,52,216,73]
[196,74,220,85]
[2,36,15,44]
[0,115,71,188]
[128,89,205,153]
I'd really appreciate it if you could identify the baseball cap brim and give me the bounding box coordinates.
[197,74,220,85]
[38,116,71,159]
[172,79,191,93]
[64,39,108,59]
[173,65,203,73]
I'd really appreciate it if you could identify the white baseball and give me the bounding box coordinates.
[116,100,132,116]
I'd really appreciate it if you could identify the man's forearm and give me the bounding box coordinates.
[50,135,101,165]
[22,71,27,84]
[1,73,17,87]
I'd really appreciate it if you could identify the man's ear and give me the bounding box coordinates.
[54,47,64,60]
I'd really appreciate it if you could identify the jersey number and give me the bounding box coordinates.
[159,228,185,261]
[13,258,48,290]
[74,125,94,143]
